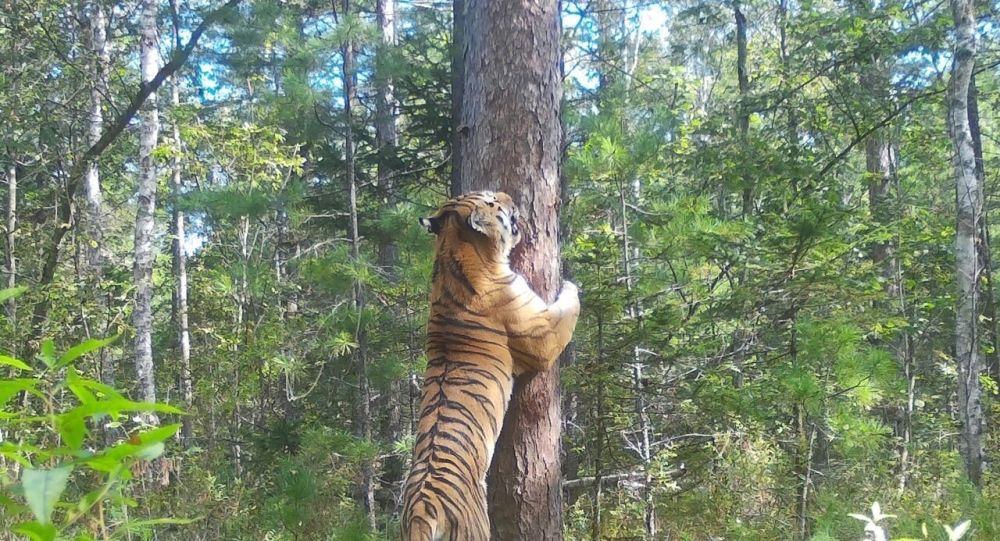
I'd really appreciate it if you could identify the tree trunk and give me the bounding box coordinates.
[169,0,193,445]
[735,0,752,215]
[777,0,797,156]
[133,0,160,417]
[376,0,399,196]
[449,0,465,197]
[340,0,375,528]
[25,0,242,357]
[590,313,606,541]
[458,1,564,538]
[4,158,14,323]
[947,0,982,488]
[857,39,917,490]
[375,0,405,514]
[969,73,998,381]
[559,115,583,507]
[83,0,114,388]
[620,185,654,538]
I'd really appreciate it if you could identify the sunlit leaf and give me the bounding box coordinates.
[0,354,31,371]
[56,335,120,369]
[12,521,56,541]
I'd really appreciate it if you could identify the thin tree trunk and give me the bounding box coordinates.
[169,0,193,445]
[590,313,605,541]
[83,0,114,389]
[25,0,242,356]
[376,0,399,195]
[4,159,14,323]
[133,0,161,417]
[231,216,250,477]
[559,109,583,507]
[459,1,564,538]
[777,0,797,163]
[798,424,817,541]
[620,182,654,538]
[614,13,655,535]
[969,73,998,381]
[375,0,405,514]
[735,0,752,215]
[449,0,465,197]
[339,0,375,528]
[947,0,983,488]
[857,43,918,490]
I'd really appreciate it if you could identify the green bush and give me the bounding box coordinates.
[1,288,185,540]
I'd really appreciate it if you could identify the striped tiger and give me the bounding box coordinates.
[401,191,580,541]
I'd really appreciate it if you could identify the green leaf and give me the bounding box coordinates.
[0,492,27,513]
[65,372,97,406]
[12,521,57,541]
[64,398,183,422]
[111,516,199,537]
[137,442,165,461]
[0,354,32,371]
[38,340,56,369]
[22,465,73,524]
[84,424,181,472]
[0,286,28,304]
[57,335,120,369]
[135,423,183,446]
[0,379,40,407]
[56,413,87,451]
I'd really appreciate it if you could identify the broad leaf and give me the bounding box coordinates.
[0,354,31,371]
[137,442,165,461]
[0,286,27,304]
[38,340,56,369]
[0,379,40,407]
[22,465,73,524]
[56,413,87,451]
[57,335,120,369]
[12,521,57,541]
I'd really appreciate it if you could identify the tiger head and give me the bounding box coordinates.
[419,191,522,258]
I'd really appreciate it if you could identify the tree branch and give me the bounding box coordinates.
[815,58,1000,180]
[30,0,243,345]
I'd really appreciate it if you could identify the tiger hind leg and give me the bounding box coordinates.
[402,516,438,541]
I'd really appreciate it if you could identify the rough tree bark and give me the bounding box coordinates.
[133,0,161,415]
[449,0,465,197]
[969,73,998,381]
[946,0,983,488]
[458,1,564,538]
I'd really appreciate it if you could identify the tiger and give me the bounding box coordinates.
[400,191,580,541]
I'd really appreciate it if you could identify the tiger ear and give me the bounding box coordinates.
[419,216,441,234]
[467,208,489,235]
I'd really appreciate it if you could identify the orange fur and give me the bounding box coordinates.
[401,191,579,541]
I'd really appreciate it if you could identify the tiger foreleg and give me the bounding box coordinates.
[506,280,580,373]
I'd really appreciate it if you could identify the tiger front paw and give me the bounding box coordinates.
[559,281,580,313]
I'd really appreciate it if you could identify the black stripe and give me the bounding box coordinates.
[430,314,507,336]
[446,256,477,296]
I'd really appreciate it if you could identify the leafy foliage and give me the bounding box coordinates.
[1,0,998,539]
